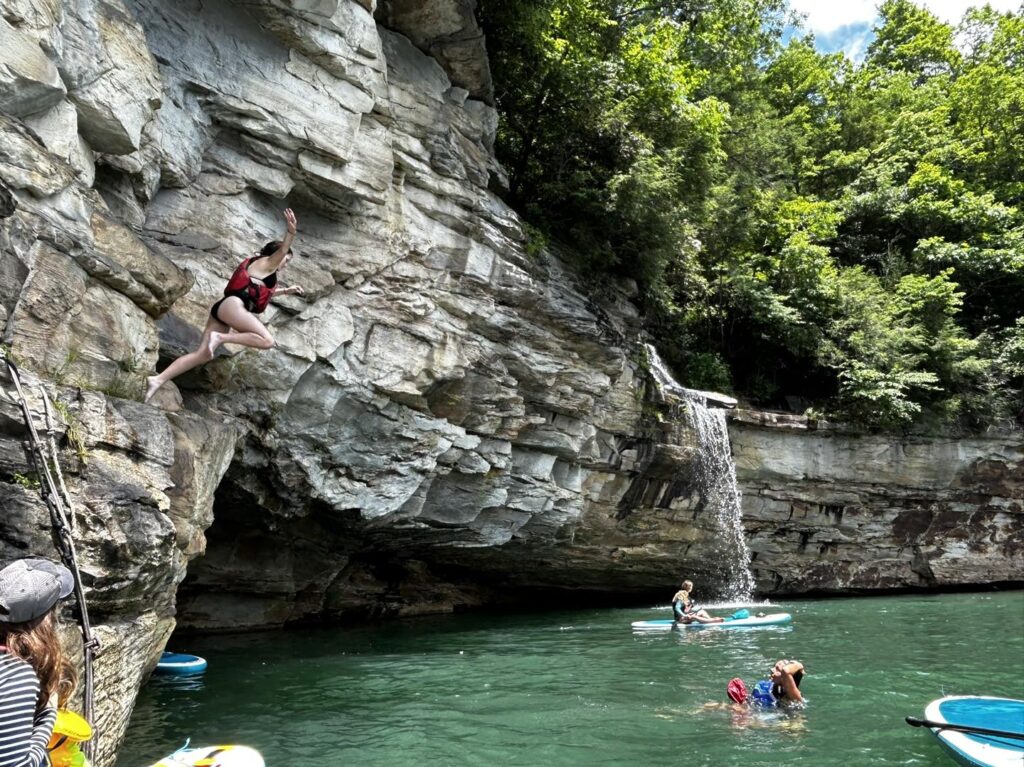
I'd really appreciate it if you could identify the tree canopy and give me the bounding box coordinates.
[479,0,1024,430]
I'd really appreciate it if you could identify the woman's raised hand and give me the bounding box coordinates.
[284,208,297,234]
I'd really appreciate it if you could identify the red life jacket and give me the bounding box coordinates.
[224,257,276,314]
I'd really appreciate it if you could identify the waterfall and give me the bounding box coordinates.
[646,343,688,398]
[680,391,756,601]
[645,344,755,601]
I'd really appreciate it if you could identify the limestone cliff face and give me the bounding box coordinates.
[731,411,1024,593]
[1,0,1022,763]
[0,365,237,766]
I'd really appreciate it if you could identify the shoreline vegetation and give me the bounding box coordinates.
[479,0,1024,433]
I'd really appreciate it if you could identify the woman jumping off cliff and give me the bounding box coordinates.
[145,208,305,403]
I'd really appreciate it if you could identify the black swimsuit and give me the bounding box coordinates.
[210,271,277,322]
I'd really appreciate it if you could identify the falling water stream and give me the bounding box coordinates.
[646,344,755,600]
[681,391,756,600]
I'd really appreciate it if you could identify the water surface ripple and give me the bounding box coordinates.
[119,592,1024,766]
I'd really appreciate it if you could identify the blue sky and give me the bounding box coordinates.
[788,0,1022,60]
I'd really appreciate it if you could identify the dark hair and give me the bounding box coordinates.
[772,669,804,699]
[259,240,294,257]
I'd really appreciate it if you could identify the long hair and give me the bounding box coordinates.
[0,610,77,710]
[259,240,293,257]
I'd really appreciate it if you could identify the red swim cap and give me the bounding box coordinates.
[727,678,748,703]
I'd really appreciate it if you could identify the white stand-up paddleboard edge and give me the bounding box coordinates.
[924,696,1024,767]
[151,745,265,767]
[630,612,792,631]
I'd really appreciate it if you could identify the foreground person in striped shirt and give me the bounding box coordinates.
[0,558,78,767]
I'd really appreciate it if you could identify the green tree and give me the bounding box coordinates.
[480,0,1024,430]
[867,0,961,79]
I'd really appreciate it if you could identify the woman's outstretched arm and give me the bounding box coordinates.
[262,208,297,272]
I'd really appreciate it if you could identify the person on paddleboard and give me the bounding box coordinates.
[671,580,724,624]
[727,659,805,708]
[145,208,306,403]
[0,558,79,767]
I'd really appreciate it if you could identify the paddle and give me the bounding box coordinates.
[905,716,1024,742]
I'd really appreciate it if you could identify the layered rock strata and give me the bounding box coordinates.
[1,0,1022,763]
[0,365,236,765]
[732,410,1024,592]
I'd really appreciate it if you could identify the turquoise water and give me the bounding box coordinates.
[118,592,1024,766]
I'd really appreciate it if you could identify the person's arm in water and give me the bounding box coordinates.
[260,208,297,273]
[771,660,804,703]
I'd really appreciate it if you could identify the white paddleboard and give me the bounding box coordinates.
[150,745,265,767]
[924,696,1024,767]
[631,612,792,631]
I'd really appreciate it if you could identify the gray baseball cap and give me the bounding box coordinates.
[0,558,74,624]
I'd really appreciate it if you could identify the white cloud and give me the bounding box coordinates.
[809,22,876,60]
[790,0,1021,34]
[790,0,878,33]
[841,28,875,61]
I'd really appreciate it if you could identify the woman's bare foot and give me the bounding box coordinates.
[206,331,223,358]
[144,376,162,403]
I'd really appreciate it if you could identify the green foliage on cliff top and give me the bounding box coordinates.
[479,0,1024,430]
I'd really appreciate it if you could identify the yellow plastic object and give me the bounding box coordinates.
[47,710,93,767]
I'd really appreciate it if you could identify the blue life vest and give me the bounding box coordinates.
[751,680,776,707]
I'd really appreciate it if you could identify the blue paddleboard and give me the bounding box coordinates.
[631,612,792,631]
[923,696,1024,767]
[155,652,208,676]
